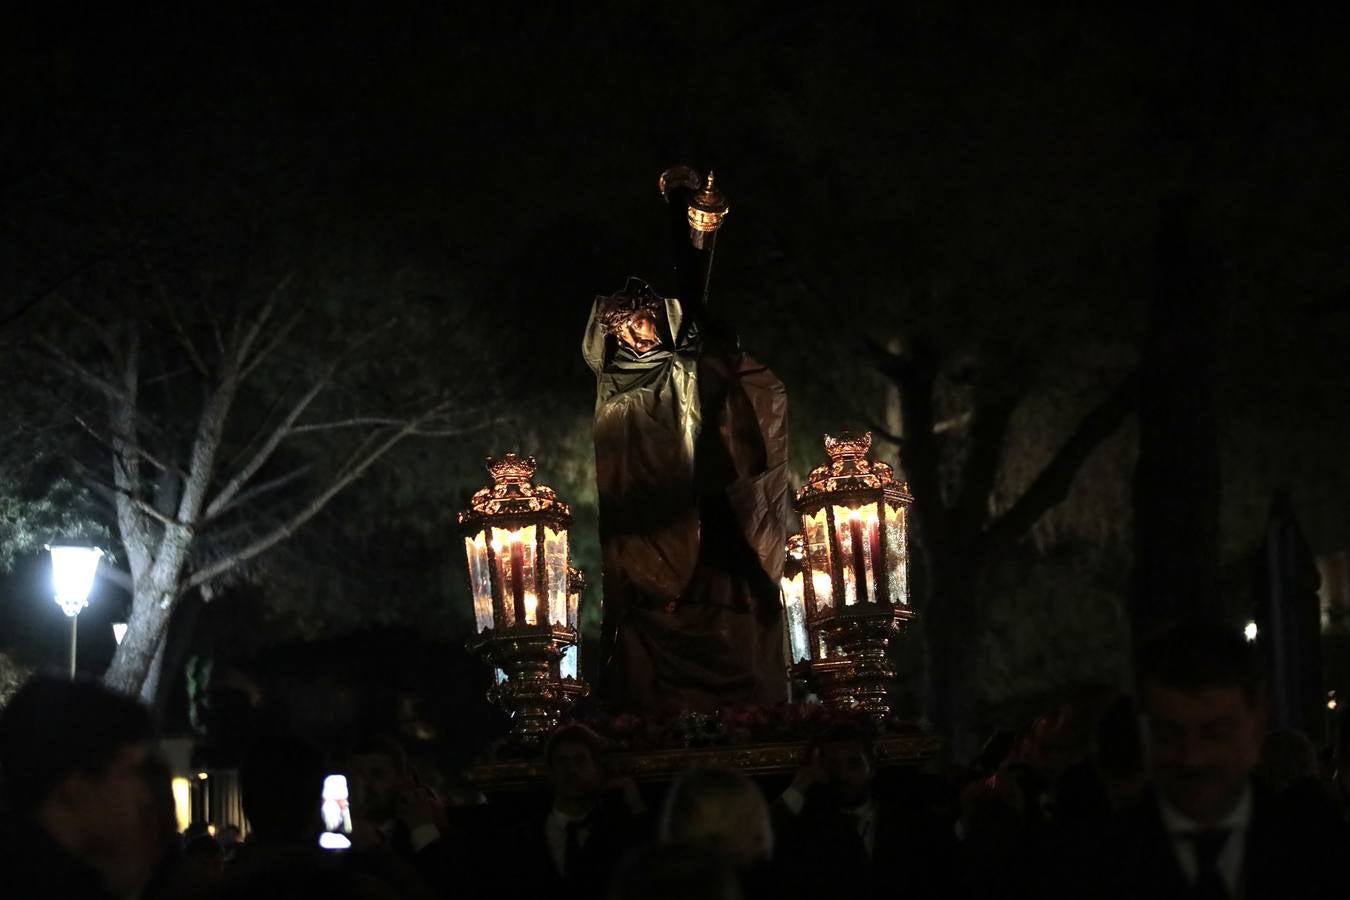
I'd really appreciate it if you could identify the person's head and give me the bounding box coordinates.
[0,676,167,896]
[1136,623,1267,824]
[348,734,410,823]
[609,842,743,900]
[659,768,772,868]
[240,735,326,843]
[545,724,607,807]
[814,725,876,807]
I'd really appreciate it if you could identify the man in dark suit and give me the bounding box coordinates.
[346,734,459,896]
[773,725,954,900]
[500,724,651,900]
[1063,623,1340,900]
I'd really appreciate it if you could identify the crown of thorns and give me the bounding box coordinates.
[596,278,665,334]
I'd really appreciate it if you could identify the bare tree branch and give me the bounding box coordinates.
[976,372,1139,562]
[72,415,186,478]
[203,368,334,519]
[56,297,122,360]
[203,464,313,520]
[195,288,226,357]
[289,416,429,434]
[38,339,127,402]
[144,257,211,377]
[952,385,1019,540]
[106,324,155,582]
[288,408,498,436]
[232,273,291,365]
[238,310,303,383]
[73,461,178,528]
[405,420,502,437]
[0,242,138,330]
[173,356,242,526]
[864,418,906,449]
[141,365,198,386]
[186,409,442,590]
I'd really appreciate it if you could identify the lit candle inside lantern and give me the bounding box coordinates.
[868,513,882,602]
[524,591,538,625]
[848,509,868,603]
[509,531,527,624]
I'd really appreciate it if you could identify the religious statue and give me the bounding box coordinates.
[582,167,789,711]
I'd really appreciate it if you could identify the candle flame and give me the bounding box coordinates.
[490,528,528,552]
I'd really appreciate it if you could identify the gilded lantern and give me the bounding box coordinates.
[460,453,572,633]
[458,453,586,744]
[793,431,915,718]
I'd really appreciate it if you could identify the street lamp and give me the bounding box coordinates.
[458,453,587,745]
[791,432,915,721]
[47,543,104,679]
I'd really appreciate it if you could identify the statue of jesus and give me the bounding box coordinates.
[582,168,789,712]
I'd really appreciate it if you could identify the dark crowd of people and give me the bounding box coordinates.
[1,622,1346,899]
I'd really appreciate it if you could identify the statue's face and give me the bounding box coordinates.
[615,309,662,354]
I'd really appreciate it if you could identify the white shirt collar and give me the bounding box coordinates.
[1157,783,1253,835]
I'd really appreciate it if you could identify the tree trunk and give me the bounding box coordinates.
[140,634,166,708]
[103,584,173,697]
[923,557,982,760]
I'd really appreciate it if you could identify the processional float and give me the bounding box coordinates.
[457,168,920,758]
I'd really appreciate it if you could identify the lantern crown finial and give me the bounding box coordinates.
[487,452,537,488]
[824,431,873,464]
[797,430,910,504]
[460,451,571,525]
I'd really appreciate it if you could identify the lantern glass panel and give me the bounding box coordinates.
[781,571,810,664]
[561,645,578,680]
[491,525,539,626]
[832,502,880,605]
[464,533,494,633]
[885,502,909,606]
[804,507,834,612]
[817,632,829,660]
[566,587,581,630]
[545,526,569,626]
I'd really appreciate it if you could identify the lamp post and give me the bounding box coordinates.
[791,432,915,721]
[47,543,104,679]
[458,453,587,745]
